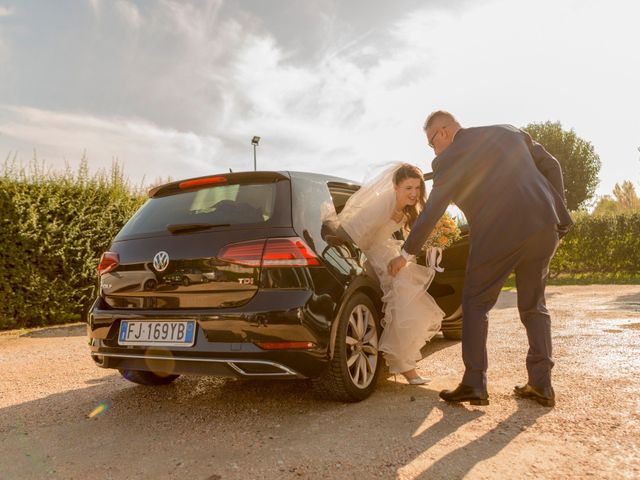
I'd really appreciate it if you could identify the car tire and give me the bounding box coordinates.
[313,292,382,402]
[119,369,180,386]
[182,277,190,286]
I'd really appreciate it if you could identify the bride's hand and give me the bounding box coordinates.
[388,256,407,277]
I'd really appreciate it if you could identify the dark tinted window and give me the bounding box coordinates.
[117,182,277,239]
[328,182,360,214]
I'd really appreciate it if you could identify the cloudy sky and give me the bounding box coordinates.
[0,0,638,198]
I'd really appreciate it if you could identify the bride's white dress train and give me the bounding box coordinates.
[322,163,445,374]
[364,218,444,374]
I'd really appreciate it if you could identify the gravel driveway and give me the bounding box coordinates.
[1,285,639,479]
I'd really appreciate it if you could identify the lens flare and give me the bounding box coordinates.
[88,401,110,418]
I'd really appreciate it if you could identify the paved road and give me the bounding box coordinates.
[1,286,639,479]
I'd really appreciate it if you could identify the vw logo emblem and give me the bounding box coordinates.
[153,251,170,272]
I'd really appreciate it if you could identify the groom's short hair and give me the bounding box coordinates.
[423,110,459,131]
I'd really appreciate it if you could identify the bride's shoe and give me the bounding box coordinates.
[405,375,430,385]
[399,370,431,385]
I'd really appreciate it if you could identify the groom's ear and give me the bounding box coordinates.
[442,127,454,143]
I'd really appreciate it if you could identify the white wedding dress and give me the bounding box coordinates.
[324,164,444,374]
[361,216,444,373]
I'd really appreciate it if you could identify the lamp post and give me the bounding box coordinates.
[251,136,261,171]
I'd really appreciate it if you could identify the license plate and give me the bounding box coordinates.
[118,320,196,347]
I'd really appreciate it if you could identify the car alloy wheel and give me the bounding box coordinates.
[312,292,382,402]
[345,303,379,389]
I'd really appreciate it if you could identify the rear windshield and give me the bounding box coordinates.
[116,182,278,239]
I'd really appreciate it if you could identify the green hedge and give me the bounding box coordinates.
[550,212,640,275]
[0,162,144,330]
[1,161,639,330]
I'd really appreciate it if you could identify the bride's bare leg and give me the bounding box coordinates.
[401,368,420,379]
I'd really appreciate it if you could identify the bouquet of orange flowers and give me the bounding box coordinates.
[424,212,461,250]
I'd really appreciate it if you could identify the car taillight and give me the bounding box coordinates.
[178,176,227,190]
[218,239,266,267]
[219,237,320,267]
[97,252,119,275]
[262,238,320,266]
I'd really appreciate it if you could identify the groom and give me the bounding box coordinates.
[388,111,572,407]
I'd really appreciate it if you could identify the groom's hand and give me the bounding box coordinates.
[387,256,407,277]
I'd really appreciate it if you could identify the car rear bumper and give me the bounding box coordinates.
[87,289,336,379]
[90,350,307,379]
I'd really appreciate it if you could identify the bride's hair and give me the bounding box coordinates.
[393,163,426,233]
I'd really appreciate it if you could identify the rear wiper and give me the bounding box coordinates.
[167,223,231,234]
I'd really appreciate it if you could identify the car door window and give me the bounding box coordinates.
[424,176,468,229]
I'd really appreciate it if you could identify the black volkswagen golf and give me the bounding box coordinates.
[87,171,468,402]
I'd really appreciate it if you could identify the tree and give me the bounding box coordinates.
[613,180,640,210]
[592,195,621,216]
[592,180,640,216]
[522,121,601,211]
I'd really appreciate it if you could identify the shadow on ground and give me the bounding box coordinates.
[20,324,85,338]
[407,400,549,479]
[0,334,544,479]
[613,292,640,313]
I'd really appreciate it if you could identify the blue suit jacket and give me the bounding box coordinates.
[403,125,573,267]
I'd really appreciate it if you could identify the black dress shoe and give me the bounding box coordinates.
[439,383,489,406]
[514,383,555,407]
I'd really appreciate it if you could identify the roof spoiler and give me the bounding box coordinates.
[148,171,289,198]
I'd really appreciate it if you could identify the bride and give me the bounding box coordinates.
[334,163,444,384]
